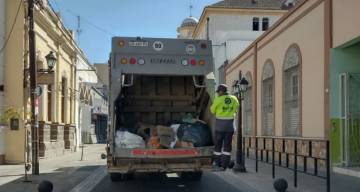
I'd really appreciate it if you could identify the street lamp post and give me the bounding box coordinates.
[28,0,57,173]
[28,0,39,175]
[233,71,249,173]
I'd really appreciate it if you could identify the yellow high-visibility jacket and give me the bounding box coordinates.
[210,94,239,119]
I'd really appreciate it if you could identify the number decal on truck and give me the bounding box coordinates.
[153,41,164,51]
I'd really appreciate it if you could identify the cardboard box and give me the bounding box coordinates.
[175,141,194,148]
[147,136,162,149]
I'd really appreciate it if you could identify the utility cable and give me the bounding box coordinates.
[0,0,24,53]
[65,9,116,37]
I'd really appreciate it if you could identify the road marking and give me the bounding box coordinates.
[69,166,107,192]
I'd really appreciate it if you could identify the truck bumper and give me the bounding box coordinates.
[108,147,214,173]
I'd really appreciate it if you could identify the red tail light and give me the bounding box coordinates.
[130,58,137,64]
[190,59,197,66]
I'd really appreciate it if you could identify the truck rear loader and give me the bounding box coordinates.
[107,37,216,181]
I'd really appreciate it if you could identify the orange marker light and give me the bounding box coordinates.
[121,57,127,64]
[118,40,125,47]
[199,60,206,65]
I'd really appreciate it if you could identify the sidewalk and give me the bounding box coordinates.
[0,144,106,192]
[216,158,360,192]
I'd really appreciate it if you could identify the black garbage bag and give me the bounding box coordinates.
[177,121,213,147]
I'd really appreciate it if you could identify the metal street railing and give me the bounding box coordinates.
[243,136,330,192]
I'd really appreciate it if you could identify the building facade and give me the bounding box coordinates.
[94,63,109,87]
[75,53,97,146]
[225,0,360,173]
[1,0,82,163]
[192,0,297,85]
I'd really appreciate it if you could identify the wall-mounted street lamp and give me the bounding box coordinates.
[232,71,249,173]
[45,51,57,71]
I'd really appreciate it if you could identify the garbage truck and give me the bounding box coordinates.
[107,37,216,181]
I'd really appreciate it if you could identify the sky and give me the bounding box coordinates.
[48,0,219,64]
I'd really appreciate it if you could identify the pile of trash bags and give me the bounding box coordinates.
[115,115,213,149]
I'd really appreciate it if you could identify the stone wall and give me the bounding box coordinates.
[39,122,76,159]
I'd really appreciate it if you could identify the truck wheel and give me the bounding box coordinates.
[110,173,123,182]
[228,160,235,169]
[180,171,203,181]
[122,173,134,181]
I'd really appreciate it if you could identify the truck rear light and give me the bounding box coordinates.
[138,58,145,65]
[190,59,197,66]
[199,60,205,65]
[130,58,137,64]
[181,59,188,66]
[120,57,127,64]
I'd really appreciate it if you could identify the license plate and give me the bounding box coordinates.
[129,41,149,47]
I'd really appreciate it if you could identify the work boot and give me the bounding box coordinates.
[221,154,231,169]
[212,155,221,167]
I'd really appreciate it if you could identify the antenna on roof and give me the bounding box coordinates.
[76,15,82,44]
[189,0,193,17]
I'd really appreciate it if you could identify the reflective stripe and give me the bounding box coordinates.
[213,151,222,155]
[222,151,231,156]
[216,117,234,120]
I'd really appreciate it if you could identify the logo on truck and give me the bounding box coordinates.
[153,41,164,51]
[185,44,196,55]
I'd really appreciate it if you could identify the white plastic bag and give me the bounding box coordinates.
[115,131,145,149]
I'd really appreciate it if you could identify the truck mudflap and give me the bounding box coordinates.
[108,146,213,173]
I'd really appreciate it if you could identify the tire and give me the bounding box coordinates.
[228,160,235,169]
[110,173,123,182]
[180,171,203,181]
[122,173,134,181]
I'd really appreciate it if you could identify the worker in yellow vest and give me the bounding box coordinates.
[210,84,239,171]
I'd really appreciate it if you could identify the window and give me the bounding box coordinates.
[47,84,52,122]
[253,17,259,31]
[283,45,301,136]
[291,74,299,98]
[262,18,269,31]
[61,77,67,123]
[243,73,252,136]
[262,61,274,136]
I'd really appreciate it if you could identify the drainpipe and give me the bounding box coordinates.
[206,17,210,40]
[0,0,5,112]
[0,0,4,165]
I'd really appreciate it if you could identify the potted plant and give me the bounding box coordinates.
[0,107,21,128]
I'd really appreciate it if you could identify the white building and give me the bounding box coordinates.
[94,63,109,87]
[75,52,97,146]
[189,0,299,85]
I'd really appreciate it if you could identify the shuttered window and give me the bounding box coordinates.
[47,84,52,122]
[262,61,274,136]
[283,45,301,136]
[61,77,67,123]
[243,73,252,136]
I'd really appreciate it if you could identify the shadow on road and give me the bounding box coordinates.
[91,171,243,192]
[0,165,101,192]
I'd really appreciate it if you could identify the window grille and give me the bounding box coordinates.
[283,46,301,136]
[262,62,274,136]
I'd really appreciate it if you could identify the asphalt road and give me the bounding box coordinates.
[90,171,246,192]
